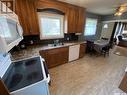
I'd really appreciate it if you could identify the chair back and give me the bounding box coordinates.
[118,36,123,41]
[102,44,110,51]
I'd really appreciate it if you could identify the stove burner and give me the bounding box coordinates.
[25,59,37,66]
[9,73,23,88]
[27,71,39,81]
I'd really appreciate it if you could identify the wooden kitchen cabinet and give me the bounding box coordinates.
[79,43,86,58]
[39,43,86,68]
[16,0,86,35]
[76,7,86,33]
[39,47,69,68]
[119,73,127,93]
[36,0,86,34]
[67,5,77,33]
[36,0,68,13]
[67,5,85,33]
[0,79,10,95]
[15,0,39,36]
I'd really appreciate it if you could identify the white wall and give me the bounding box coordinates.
[100,22,115,39]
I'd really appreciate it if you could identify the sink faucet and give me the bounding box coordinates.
[53,40,59,46]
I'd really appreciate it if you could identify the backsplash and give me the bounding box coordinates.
[11,33,78,51]
[64,33,78,41]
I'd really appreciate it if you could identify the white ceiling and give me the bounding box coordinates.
[58,0,127,15]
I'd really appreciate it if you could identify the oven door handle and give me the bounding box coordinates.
[40,57,49,76]
[41,57,45,62]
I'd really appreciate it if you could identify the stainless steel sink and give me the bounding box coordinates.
[48,42,76,48]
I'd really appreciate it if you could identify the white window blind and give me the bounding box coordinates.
[84,18,97,36]
[38,12,64,39]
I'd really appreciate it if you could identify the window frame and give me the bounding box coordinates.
[38,12,65,40]
[84,18,98,36]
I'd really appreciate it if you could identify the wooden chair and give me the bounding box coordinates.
[86,41,95,55]
[101,44,110,57]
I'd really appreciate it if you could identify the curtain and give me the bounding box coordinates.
[114,22,126,38]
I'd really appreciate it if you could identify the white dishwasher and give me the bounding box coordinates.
[69,45,80,62]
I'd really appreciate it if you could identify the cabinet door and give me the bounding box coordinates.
[27,0,39,35]
[76,7,85,33]
[39,47,69,68]
[67,5,77,33]
[79,43,86,58]
[119,73,127,93]
[15,0,39,36]
[15,0,30,36]
[69,45,80,62]
[67,5,85,33]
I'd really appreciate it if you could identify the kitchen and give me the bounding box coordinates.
[1,0,127,95]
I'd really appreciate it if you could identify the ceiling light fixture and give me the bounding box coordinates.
[115,12,122,16]
[114,3,127,16]
[119,7,125,12]
[118,12,122,16]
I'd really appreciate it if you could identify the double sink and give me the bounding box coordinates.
[48,42,77,48]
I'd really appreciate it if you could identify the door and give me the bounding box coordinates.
[79,43,86,58]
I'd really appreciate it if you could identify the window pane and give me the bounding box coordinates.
[38,13,64,39]
[41,17,61,36]
[84,18,97,36]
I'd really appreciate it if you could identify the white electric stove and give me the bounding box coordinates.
[0,54,50,95]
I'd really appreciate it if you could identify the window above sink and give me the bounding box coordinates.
[38,12,65,40]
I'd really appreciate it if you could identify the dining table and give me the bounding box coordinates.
[93,39,109,53]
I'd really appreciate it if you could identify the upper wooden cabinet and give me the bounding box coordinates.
[36,0,86,34]
[76,7,86,33]
[36,0,68,13]
[15,0,86,35]
[67,5,85,33]
[67,5,77,33]
[15,0,39,36]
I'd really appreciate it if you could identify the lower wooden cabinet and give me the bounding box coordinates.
[79,43,86,58]
[119,73,127,93]
[0,79,10,95]
[39,47,69,68]
[39,43,86,68]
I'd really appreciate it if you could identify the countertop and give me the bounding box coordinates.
[11,41,86,61]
